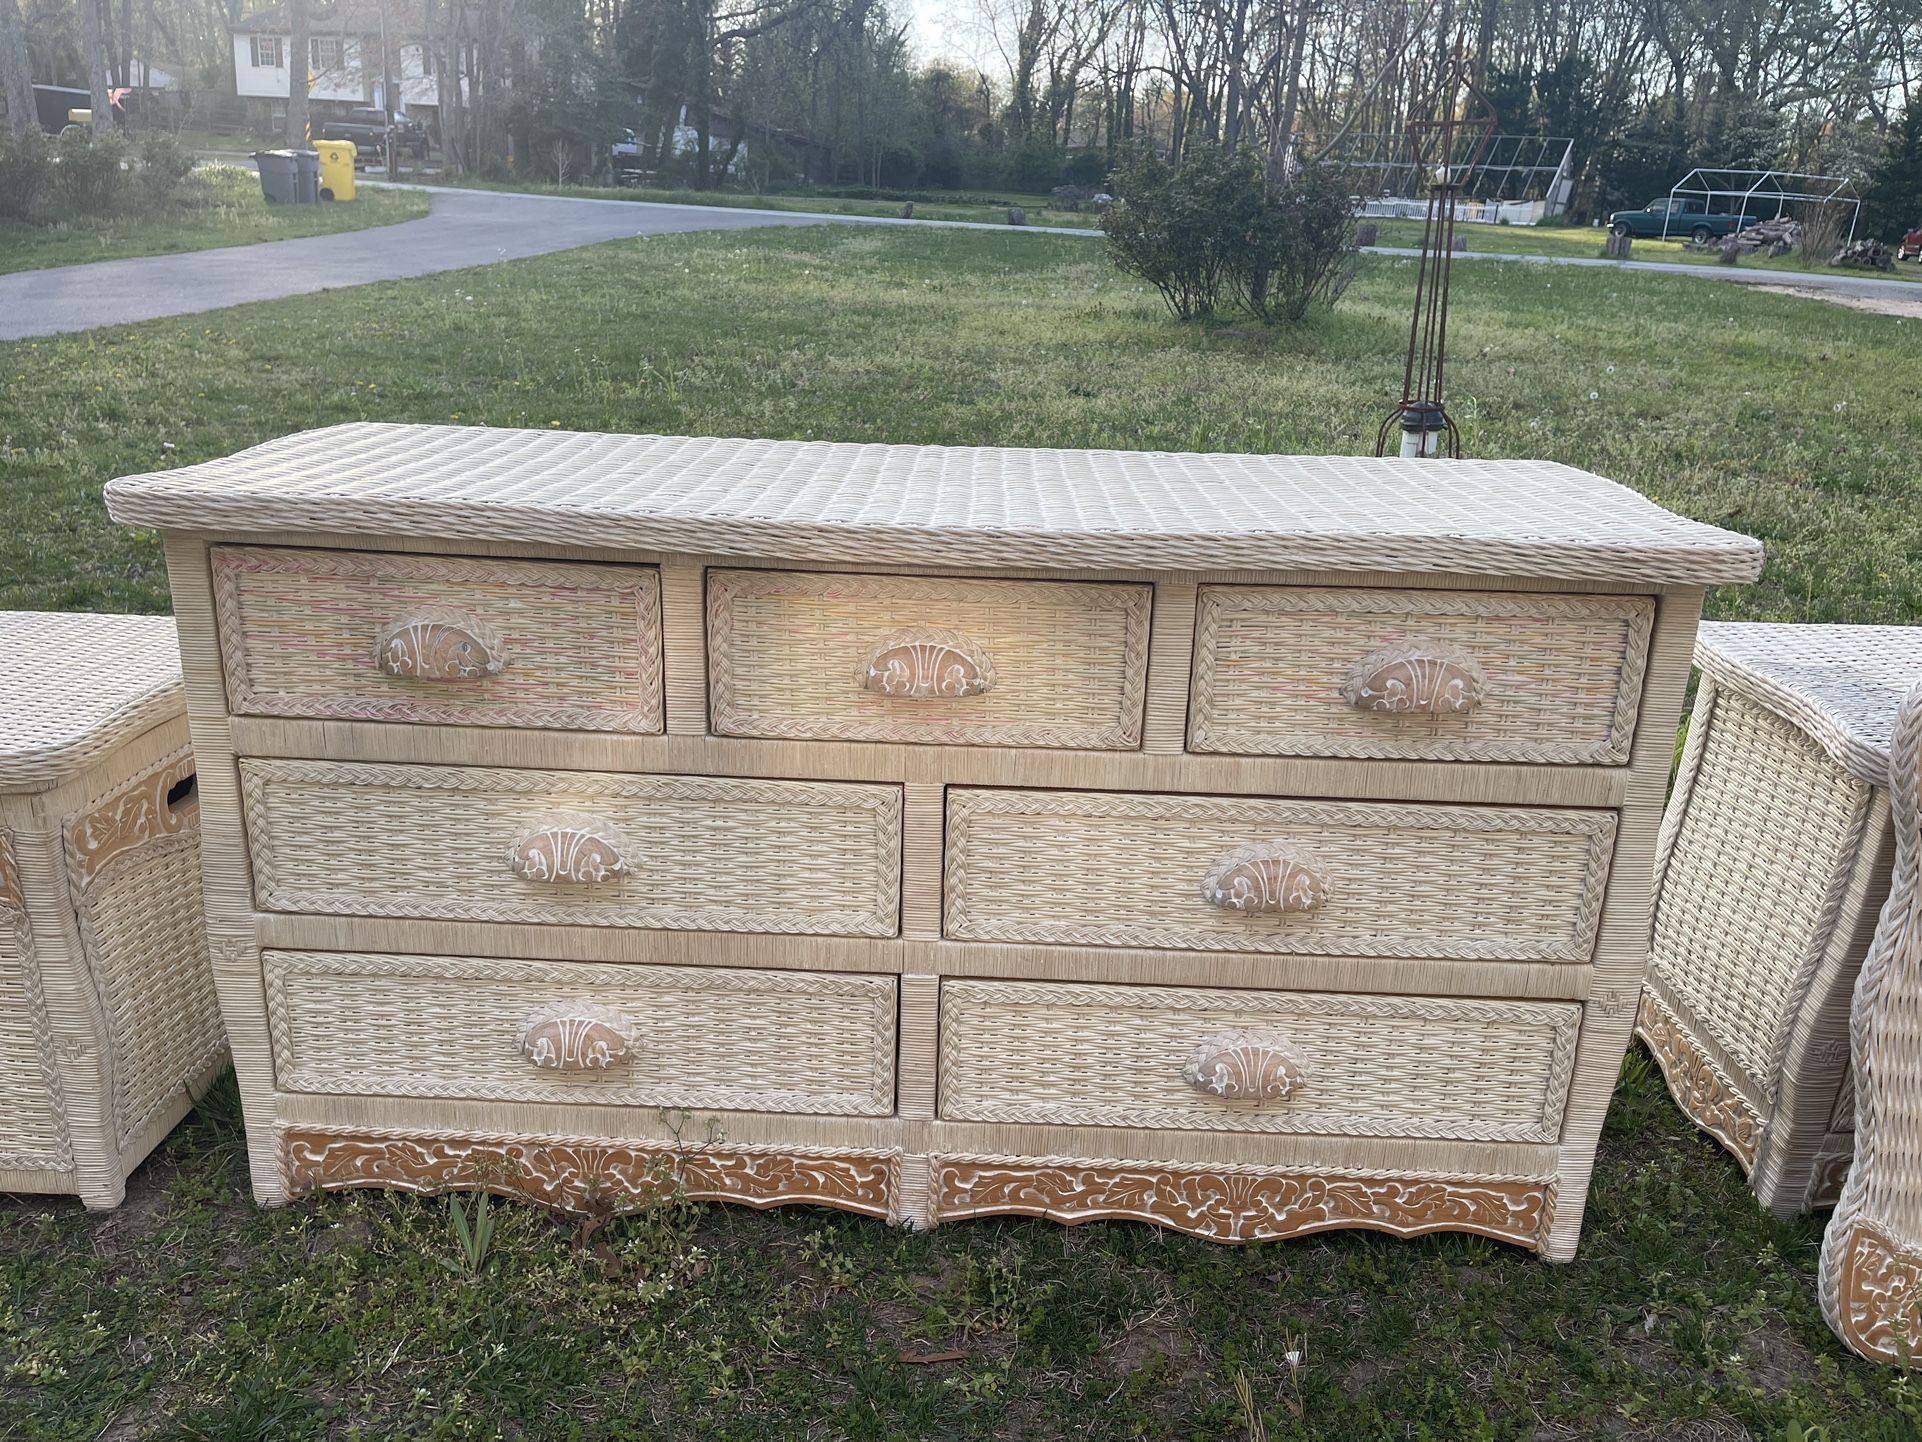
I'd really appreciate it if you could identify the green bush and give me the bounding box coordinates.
[50,127,131,217]
[0,126,53,222]
[1103,143,1357,323]
[137,132,197,206]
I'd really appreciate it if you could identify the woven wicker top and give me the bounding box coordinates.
[0,612,184,794]
[105,424,1764,587]
[1698,622,1922,786]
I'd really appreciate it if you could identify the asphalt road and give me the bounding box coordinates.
[3,182,1914,340]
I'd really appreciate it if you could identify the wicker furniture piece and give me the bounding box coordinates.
[0,611,225,1209]
[1819,680,1922,1361]
[1638,624,1922,1216]
[106,423,1763,1259]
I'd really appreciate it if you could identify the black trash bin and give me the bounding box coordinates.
[253,149,302,204]
[293,149,321,204]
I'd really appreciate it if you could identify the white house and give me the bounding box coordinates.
[231,2,446,121]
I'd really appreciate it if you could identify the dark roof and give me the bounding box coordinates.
[233,2,426,34]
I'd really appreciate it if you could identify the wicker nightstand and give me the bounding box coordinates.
[1640,623,1922,1216]
[0,612,226,1209]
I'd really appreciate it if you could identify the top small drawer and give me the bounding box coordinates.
[1190,586,1654,766]
[211,546,664,732]
[708,568,1152,749]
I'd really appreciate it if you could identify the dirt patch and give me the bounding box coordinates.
[1754,282,1922,318]
[1737,1323,1816,1396]
[1097,1316,1196,1378]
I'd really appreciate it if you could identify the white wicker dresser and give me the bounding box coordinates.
[1639,624,1922,1216]
[105,424,1762,1260]
[1,612,225,1209]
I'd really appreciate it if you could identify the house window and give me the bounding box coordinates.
[417,46,434,76]
[250,36,284,68]
[310,37,344,71]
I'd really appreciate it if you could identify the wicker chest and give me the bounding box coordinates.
[0,612,225,1209]
[106,424,1761,1259]
[1640,624,1922,1216]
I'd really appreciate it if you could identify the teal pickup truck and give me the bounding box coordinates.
[1608,196,1763,242]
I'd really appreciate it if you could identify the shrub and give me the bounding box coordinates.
[137,131,197,206]
[1103,143,1357,324]
[50,127,131,217]
[0,126,53,222]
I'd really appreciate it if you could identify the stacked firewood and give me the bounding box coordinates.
[1829,238,1896,271]
[1684,216,1803,255]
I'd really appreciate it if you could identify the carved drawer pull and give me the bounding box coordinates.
[506,812,632,884]
[1199,842,1330,913]
[517,1002,635,1071]
[374,606,507,681]
[1342,641,1487,715]
[855,628,997,699]
[1183,1031,1305,1104]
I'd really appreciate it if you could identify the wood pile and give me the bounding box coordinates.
[1686,216,1802,257]
[1829,238,1896,271]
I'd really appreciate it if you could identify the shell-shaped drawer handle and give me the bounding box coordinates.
[1342,641,1486,715]
[374,606,507,681]
[1199,842,1330,913]
[855,628,997,699]
[1183,1031,1304,1103]
[517,1002,635,1071]
[507,812,632,884]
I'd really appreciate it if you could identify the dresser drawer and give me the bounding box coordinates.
[266,951,898,1115]
[241,759,902,937]
[1189,585,1653,765]
[939,979,1581,1143]
[944,787,1614,961]
[212,546,664,732]
[708,568,1152,749]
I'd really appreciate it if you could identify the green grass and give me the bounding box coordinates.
[2,226,1919,1435]
[0,164,430,275]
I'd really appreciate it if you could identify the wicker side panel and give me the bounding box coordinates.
[65,752,224,1151]
[266,951,899,1116]
[938,979,1580,1143]
[1650,692,1873,1090]
[708,568,1152,749]
[212,546,664,733]
[0,833,70,1171]
[930,1153,1556,1251]
[944,788,1615,961]
[1189,586,1653,765]
[241,759,903,937]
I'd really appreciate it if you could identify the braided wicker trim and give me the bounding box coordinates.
[1189,587,1654,765]
[212,546,665,733]
[937,980,1581,1143]
[0,612,183,795]
[707,568,1152,749]
[263,950,898,1115]
[240,758,904,937]
[0,831,74,1172]
[279,1125,900,1220]
[930,1152,1556,1251]
[944,787,1615,961]
[1636,990,1763,1170]
[103,424,1766,586]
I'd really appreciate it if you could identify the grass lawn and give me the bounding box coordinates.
[2,227,1920,1437]
[0,164,430,276]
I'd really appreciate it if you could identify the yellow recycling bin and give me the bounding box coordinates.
[314,140,357,201]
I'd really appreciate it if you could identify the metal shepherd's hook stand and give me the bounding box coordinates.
[1375,47,1498,460]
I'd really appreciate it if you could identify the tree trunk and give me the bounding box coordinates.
[0,0,35,135]
[81,0,114,130]
[287,0,310,145]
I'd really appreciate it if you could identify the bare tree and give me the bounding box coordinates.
[287,0,310,145]
[0,0,34,134]
[81,0,113,130]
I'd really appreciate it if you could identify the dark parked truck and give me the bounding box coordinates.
[315,108,429,160]
[1608,196,1764,242]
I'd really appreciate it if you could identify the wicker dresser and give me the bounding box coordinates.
[1640,624,1922,1216]
[1,612,225,1209]
[105,424,1762,1260]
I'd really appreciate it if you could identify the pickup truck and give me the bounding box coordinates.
[315,108,429,161]
[1608,197,1763,243]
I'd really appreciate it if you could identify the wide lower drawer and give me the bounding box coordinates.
[707,568,1152,749]
[938,978,1582,1143]
[212,546,664,732]
[1189,585,1653,765]
[265,951,898,1116]
[241,759,902,936]
[944,787,1615,960]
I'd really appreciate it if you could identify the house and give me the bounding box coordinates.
[230,1,449,127]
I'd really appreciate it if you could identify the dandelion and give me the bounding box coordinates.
[550,419,562,427]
